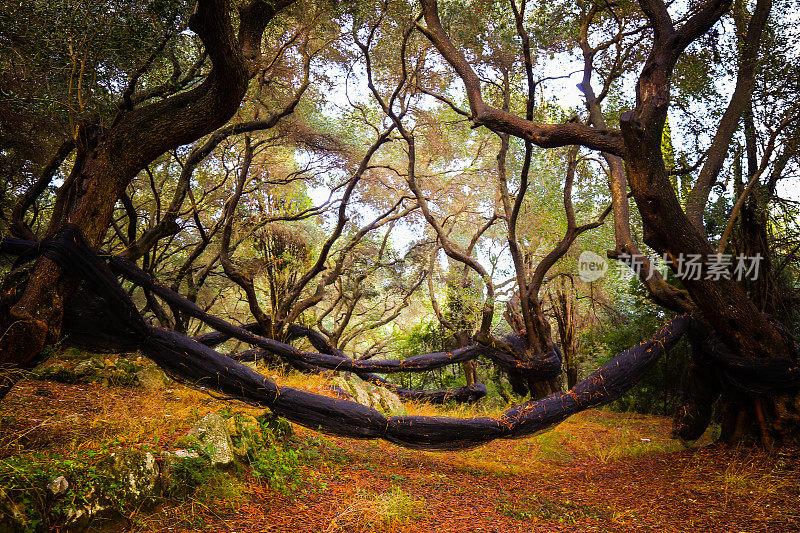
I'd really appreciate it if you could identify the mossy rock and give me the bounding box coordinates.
[134,366,169,389]
[58,449,160,531]
[31,364,78,384]
[225,414,263,458]
[160,450,209,499]
[100,369,139,387]
[187,413,236,468]
[332,376,405,416]
[95,449,160,507]
[173,435,202,450]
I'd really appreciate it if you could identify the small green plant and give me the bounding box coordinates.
[0,441,155,532]
[250,443,305,496]
[219,411,320,497]
[370,486,425,525]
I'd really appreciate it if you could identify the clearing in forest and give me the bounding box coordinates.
[2,375,798,533]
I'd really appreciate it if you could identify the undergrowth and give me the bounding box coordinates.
[326,485,427,532]
[0,440,153,532]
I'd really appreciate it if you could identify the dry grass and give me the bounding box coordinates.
[0,377,262,461]
[325,485,427,533]
[3,358,800,533]
[269,367,342,397]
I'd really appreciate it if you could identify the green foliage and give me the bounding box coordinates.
[0,441,155,532]
[397,320,446,359]
[249,442,307,496]
[582,282,690,415]
[169,412,319,500]
[164,454,214,499]
[0,0,188,124]
[218,412,318,498]
[394,328,465,391]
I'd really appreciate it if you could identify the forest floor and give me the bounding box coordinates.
[2,373,800,533]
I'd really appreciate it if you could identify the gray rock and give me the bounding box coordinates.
[374,385,404,414]
[61,450,160,528]
[47,475,69,497]
[73,360,99,376]
[135,366,169,389]
[160,449,207,498]
[332,376,405,415]
[173,449,200,459]
[64,505,90,531]
[63,490,110,532]
[333,376,370,406]
[160,449,202,475]
[225,414,261,440]
[50,450,160,531]
[188,413,235,468]
[225,414,262,458]
[100,449,160,505]
[32,363,71,382]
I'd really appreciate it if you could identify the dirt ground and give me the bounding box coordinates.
[2,379,799,533]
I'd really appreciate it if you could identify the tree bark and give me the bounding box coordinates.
[0,0,295,397]
[620,0,791,362]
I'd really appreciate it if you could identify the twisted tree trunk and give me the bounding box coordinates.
[0,0,295,400]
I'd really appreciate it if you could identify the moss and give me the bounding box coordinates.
[163,454,215,499]
[0,445,159,532]
[172,435,201,450]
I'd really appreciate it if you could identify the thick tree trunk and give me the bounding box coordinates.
[503,296,561,398]
[619,0,800,445]
[0,0,294,400]
[717,395,800,445]
[618,0,791,363]
[675,319,800,444]
[718,153,800,444]
[624,111,798,443]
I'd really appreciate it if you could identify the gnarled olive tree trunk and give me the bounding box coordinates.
[417,0,799,443]
[621,0,798,443]
[0,0,295,400]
